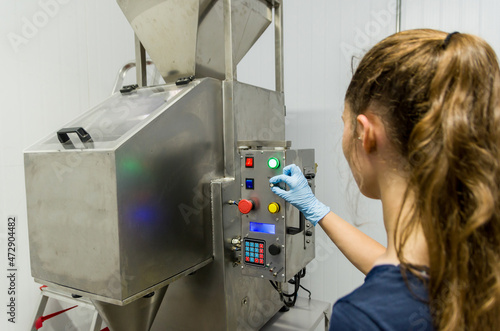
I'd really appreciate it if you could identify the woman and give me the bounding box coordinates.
[270,29,500,330]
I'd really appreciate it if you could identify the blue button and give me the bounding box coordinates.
[245,179,254,190]
[245,252,249,256]
[245,242,249,246]
[250,242,254,247]
[250,253,254,257]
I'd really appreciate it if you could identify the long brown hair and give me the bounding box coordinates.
[345,29,500,330]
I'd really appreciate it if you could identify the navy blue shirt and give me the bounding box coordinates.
[329,265,433,331]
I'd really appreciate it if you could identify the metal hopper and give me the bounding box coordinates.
[117,0,273,83]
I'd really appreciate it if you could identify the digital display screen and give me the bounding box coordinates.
[249,222,275,234]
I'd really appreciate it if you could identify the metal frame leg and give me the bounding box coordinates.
[31,289,104,331]
[31,293,49,331]
[223,0,236,81]
[274,0,284,93]
[396,0,402,33]
[90,311,103,331]
[135,34,147,87]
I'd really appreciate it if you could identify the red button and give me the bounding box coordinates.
[259,254,263,259]
[238,199,254,214]
[245,257,250,262]
[259,244,264,248]
[245,157,254,168]
[259,249,263,253]
[259,259,263,264]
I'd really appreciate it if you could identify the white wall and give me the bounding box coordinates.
[1,1,500,330]
[0,1,135,330]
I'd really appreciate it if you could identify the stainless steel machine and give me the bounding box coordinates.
[24,1,317,330]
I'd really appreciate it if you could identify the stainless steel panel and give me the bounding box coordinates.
[239,149,315,282]
[233,82,285,142]
[25,78,223,303]
[240,149,288,282]
[25,151,121,294]
[223,80,286,178]
[115,79,223,299]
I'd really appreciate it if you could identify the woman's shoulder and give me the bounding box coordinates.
[354,264,430,300]
[329,265,434,331]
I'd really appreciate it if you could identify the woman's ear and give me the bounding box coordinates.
[356,114,377,153]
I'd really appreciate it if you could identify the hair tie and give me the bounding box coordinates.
[442,31,459,49]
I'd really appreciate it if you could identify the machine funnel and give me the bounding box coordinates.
[92,286,168,331]
[116,0,200,83]
[117,0,273,83]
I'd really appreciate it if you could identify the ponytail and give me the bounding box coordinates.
[345,29,500,330]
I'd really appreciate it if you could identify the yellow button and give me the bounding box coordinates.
[268,202,280,214]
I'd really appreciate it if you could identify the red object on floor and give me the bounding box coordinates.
[35,305,78,329]
[101,328,110,331]
[39,285,47,291]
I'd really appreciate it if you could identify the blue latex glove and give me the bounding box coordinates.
[269,164,330,226]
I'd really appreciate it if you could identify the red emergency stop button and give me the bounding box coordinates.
[238,199,254,214]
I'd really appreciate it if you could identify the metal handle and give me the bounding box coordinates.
[111,60,158,95]
[287,212,305,235]
[57,127,93,144]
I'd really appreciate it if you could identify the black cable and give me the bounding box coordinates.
[295,268,311,299]
[283,274,299,307]
[300,285,312,299]
[269,268,312,307]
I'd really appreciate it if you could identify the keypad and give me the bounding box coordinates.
[244,239,265,266]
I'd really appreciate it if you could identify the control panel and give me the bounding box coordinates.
[238,149,315,282]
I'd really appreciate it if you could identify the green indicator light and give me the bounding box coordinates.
[268,157,280,169]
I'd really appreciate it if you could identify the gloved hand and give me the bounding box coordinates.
[269,164,330,226]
